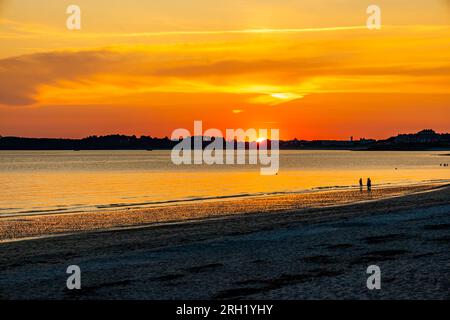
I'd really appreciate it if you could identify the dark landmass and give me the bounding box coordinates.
[0,135,176,151]
[0,129,449,151]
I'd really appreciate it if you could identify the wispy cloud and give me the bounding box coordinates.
[0,25,449,107]
[0,21,368,41]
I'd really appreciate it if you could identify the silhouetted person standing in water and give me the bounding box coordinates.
[359,178,363,191]
[367,178,372,192]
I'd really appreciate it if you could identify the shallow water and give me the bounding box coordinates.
[0,150,449,216]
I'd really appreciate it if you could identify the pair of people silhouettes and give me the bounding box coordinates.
[359,178,372,192]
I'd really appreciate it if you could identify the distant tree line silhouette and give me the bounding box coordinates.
[0,130,449,150]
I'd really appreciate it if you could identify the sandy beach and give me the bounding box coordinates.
[1,183,450,299]
[0,184,443,242]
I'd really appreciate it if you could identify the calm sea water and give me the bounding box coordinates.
[1,150,449,216]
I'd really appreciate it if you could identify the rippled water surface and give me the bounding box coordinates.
[1,150,449,216]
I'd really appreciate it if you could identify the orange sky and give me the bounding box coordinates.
[0,0,449,140]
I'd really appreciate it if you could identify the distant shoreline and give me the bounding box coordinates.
[1,129,449,151]
[1,147,450,151]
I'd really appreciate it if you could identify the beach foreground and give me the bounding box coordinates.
[0,184,449,299]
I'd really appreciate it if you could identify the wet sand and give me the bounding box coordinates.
[0,184,449,299]
[0,184,442,242]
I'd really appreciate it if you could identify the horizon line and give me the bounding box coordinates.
[1,129,448,142]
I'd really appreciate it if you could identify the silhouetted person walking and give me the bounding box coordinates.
[367,178,372,192]
[359,178,363,191]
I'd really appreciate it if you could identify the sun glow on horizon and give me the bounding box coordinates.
[256,137,268,143]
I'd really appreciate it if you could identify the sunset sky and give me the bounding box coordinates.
[0,0,449,140]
